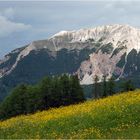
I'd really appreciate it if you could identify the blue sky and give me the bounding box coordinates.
[0,0,140,58]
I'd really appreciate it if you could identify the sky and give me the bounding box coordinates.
[0,0,140,58]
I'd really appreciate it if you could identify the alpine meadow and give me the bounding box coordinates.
[0,91,140,139]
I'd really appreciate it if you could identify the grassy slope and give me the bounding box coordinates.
[0,90,140,139]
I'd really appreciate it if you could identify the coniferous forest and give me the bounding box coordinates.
[0,74,85,120]
[0,73,136,121]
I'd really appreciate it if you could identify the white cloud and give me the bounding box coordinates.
[2,8,15,19]
[0,15,31,38]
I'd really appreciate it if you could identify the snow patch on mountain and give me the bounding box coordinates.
[52,30,70,37]
[52,24,140,54]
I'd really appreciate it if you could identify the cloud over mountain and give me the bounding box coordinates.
[0,8,31,38]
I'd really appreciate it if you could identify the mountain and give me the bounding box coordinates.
[0,90,140,139]
[1,24,140,101]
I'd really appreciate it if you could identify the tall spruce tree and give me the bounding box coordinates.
[51,76,63,107]
[108,77,115,96]
[25,85,42,113]
[93,75,99,99]
[70,75,85,104]
[59,74,71,106]
[102,75,107,97]
[39,76,53,109]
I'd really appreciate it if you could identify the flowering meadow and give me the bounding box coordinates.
[0,90,140,139]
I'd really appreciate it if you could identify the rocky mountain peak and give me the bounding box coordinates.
[1,24,140,83]
[1,24,140,101]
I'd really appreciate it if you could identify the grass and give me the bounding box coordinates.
[0,90,140,139]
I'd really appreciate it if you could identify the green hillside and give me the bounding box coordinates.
[0,90,140,139]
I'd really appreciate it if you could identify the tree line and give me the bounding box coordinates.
[0,74,85,120]
[93,75,135,99]
[0,73,136,120]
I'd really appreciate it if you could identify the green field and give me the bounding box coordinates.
[0,90,140,139]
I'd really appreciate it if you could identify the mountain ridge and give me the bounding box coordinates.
[0,24,140,100]
[1,24,140,79]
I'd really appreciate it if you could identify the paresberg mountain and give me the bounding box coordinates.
[1,24,140,101]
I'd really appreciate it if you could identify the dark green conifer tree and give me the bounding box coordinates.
[25,85,42,113]
[39,76,52,109]
[70,75,85,104]
[0,84,28,120]
[121,79,135,92]
[108,77,115,96]
[93,75,99,99]
[102,75,107,97]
